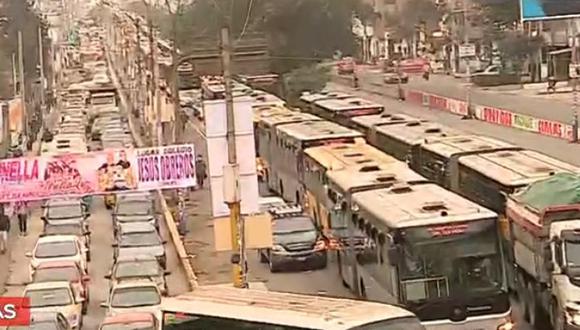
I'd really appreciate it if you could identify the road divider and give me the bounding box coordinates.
[107,50,199,290]
[350,75,576,141]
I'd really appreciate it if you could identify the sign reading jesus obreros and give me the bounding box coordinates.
[0,144,196,203]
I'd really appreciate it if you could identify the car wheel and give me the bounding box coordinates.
[268,253,280,273]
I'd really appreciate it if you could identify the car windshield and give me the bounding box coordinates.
[273,217,317,244]
[115,260,161,278]
[119,232,160,247]
[26,288,72,308]
[117,202,151,216]
[101,322,155,330]
[110,287,160,308]
[44,224,83,236]
[47,205,82,219]
[34,267,80,283]
[35,241,78,258]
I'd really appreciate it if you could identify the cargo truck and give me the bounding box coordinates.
[505,172,580,330]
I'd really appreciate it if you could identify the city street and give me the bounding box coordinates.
[355,68,577,125]
[1,197,189,329]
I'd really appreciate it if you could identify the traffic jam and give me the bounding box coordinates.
[7,19,165,330]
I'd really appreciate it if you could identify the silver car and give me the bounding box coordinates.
[113,223,167,269]
[105,255,170,295]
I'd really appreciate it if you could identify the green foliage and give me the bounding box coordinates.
[134,0,372,73]
[496,32,543,71]
[283,64,330,104]
[384,0,442,39]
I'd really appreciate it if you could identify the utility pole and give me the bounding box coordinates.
[18,31,27,139]
[572,33,579,143]
[38,25,46,111]
[462,0,471,77]
[147,3,161,146]
[221,26,247,289]
[11,53,17,97]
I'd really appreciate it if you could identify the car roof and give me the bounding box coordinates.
[116,254,158,262]
[25,281,72,290]
[101,312,155,325]
[37,235,79,243]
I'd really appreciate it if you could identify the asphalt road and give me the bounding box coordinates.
[1,196,189,330]
[358,69,576,125]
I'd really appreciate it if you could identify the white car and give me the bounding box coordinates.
[24,281,84,329]
[27,235,88,278]
[100,280,162,322]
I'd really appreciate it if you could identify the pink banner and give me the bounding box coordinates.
[0,144,196,203]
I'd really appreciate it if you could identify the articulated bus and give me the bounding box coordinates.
[270,120,363,203]
[298,90,352,113]
[256,112,321,191]
[253,105,294,179]
[302,142,403,236]
[162,285,425,330]
[350,113,421,137]
[311,97,384,129]
[326,178,512,330]
[370,120,460,166]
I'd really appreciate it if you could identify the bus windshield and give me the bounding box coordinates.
[397,219,503,304]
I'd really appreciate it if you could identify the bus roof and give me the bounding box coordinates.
[161,285,415,330]
[351,113,422,130]
[353,182,496,229]
[328,164,427,194]
[277,120,363,142]
[459,149,580,187]
[314,97,384,112]
[299,91,352,104]
[421,135,517,158]
[253,105,292,123]
[304,142,395,171]
[259,112,320,128]
[375,121,460,146]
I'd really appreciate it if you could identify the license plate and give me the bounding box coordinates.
[296,257,307,261]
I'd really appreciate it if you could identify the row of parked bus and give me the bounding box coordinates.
[248,86,580,330]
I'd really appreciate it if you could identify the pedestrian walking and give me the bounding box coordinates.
[13,201,29,236]
[195,155,207,189]
[0,208,10,254]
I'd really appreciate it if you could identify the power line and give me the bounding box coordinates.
[237,0,253,41]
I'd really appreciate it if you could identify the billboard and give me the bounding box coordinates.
[521,0,580,21]
[0,144,196,203]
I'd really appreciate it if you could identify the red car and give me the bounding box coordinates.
[31,261,90,314]
[99,312,158,330]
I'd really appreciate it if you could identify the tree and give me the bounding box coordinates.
[496,32,543,72]
[384,0,442,39]
[283,64,330,105]
[126,0,372,73]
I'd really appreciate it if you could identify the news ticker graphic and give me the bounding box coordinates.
[0,297,30,326]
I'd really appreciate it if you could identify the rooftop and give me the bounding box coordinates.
[277,120,362,142]
[353,182,495,229]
